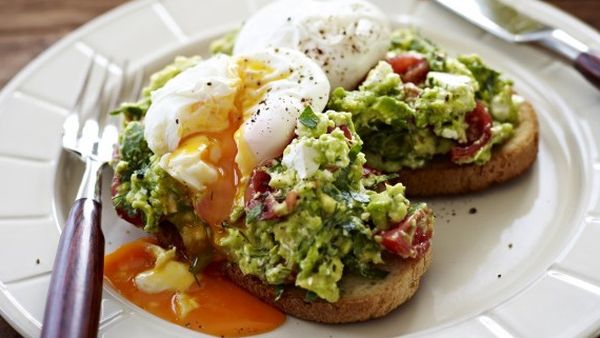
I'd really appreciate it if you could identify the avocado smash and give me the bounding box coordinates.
[112,57,434,304]
[328,29,521,172]
[219,108,433,302]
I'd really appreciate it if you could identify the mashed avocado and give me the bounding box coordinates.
[112,57,209,257]
[209,29,238,55]
[328,29,520,171]
[219,109,431,302]
[113,55,433,303]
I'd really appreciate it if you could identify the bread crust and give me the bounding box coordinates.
[396,102,539,197]
[222,247,432,324]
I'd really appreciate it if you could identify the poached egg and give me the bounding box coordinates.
[234,0,391,90]
[144,48,330,225]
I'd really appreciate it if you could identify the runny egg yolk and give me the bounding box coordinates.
[147,49,330,233]
[188,124,239,234]
[174,59,290,235]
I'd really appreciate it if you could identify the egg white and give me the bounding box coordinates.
[234,48,329,176]
[234,0,391,90]
[143,48,330,192]
[144,54,239,156]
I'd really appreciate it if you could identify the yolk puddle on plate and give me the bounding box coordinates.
[104,238,285,337]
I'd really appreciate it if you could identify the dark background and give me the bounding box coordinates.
[0,0,598,336]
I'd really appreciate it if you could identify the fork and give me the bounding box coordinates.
[41,56,144,338]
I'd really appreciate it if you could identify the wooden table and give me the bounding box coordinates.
[0,0,598,337]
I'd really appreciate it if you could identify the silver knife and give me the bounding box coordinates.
[434,0,600,90]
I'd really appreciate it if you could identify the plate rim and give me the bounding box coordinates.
[1,0,600,337]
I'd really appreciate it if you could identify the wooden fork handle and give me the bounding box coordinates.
[41,198,104,338]
[575,52,600,90]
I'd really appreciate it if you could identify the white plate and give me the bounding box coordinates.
[1,0,600,337]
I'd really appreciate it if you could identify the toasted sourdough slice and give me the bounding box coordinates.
[223,246,432,324]
[395,102,539,197]
[115,193,433,323]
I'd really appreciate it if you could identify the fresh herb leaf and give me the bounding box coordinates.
[189,252,213,275]
[383,173,399,181]
[298,106,319,128]
[303,291,318,303]
[118,121,153,182]
[110,99,150,121]
[408,202,428,214]
[345,256,389,280]
[362,172,399,188]
[324,184,368,204]
[340,218,361,232]
[270,160,283,173]
[323,185,348,203]
[351,192,369,203]
[112,194,125,208]
[320,205,342,228]
[274,285,285,301]
[358,266,389,279]
[246,203,263,223]
[189,251,213,286]
[348,143,361,162]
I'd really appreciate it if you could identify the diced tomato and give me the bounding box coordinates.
[387,54,430,84]
[450,101,493,163]
[339,125,353,140]
[465,102,493,143]
[327,125,353,140]
[285,191,299,210]
[245,169,282,221]
[411,226,433,259]
[362,165,380,177]
[380,227,412,257]
[246,193,279,221]
[380,207,433,259]
[260,194,279,220]
[245,169,272,204]
[251,170,271,194]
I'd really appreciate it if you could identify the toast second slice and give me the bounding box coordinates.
[396,102,539,197]
[223,247,432,324]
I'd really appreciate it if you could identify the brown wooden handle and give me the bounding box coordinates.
[41,198,104,338]
[575,52,600,90]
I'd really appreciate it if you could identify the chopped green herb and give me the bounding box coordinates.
[340,217,361,232]
[189,251,213,285]
[356,265,389,280]
[298,106,319,128]
[189,252,213,275]
[274,285,285,301]
[345,256,389,280]
[246,203,263,223]
[348,143,361,162]
[110,101,148,121]
[303,291,318,303]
